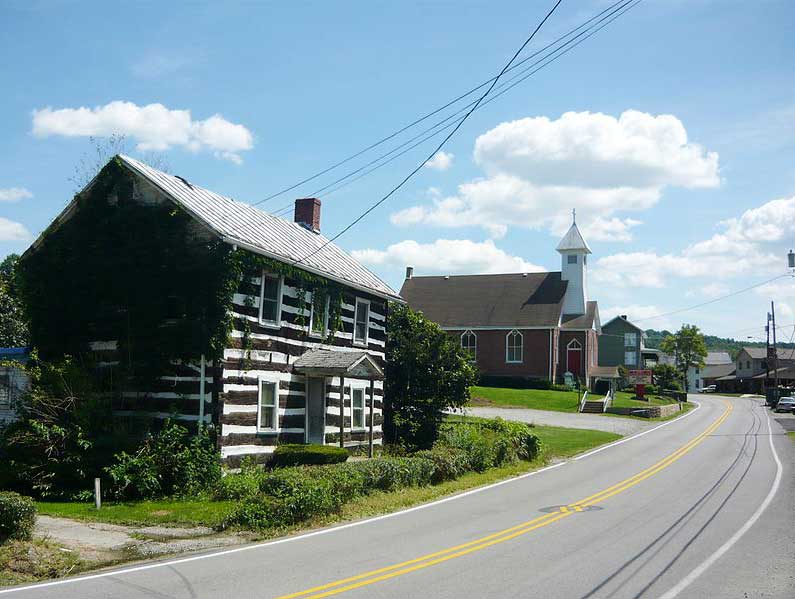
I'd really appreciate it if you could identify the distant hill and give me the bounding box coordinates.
[643,329,795,360]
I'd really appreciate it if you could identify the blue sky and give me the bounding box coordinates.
[1,0,794,340]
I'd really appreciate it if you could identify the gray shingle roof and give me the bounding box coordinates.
[400,272,567,328]
[119,155,401,301]
[704,351,732,365]
[560,301,599,330]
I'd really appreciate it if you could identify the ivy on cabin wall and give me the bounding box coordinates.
[18,158,238,384]
[18,157,354,383]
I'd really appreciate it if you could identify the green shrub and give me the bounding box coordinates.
[271,444,348,468]
[351,456,435,491]
[414,447,471,483]
[105,420,221,500]
[0,492,36,542]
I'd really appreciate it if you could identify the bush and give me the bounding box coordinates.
[413,447,470,483]
[105,420,221,500]
[0,492,36,542]
[271,444,348,468]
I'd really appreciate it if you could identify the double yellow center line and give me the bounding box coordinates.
[276,401,733,599]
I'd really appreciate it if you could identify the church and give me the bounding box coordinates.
[400,216,605,385]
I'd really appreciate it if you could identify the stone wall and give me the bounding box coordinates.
[606,402,682,418]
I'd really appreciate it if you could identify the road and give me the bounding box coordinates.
[5,395,793,598]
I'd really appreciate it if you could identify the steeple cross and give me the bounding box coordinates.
[572,208,576,224]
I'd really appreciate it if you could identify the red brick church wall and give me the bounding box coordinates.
[447,329,552,379]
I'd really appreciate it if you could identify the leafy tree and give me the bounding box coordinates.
[653,363,681,391]
[0,254,28,347]
[660,324,708,392]
[0,354,114,498]
[384,304,477,451]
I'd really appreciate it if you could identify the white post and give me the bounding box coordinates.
[198,354,206,430]
[94,477,101,510]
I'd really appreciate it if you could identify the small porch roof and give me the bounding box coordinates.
[590,365,620,379]
[293,349,384,380]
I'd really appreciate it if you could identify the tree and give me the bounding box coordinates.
[384,303,477,450]
[653,363,680,391]
[0,254,27,347]
[660,324,707,392]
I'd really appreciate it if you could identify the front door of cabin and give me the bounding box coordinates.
[306,377,326,445]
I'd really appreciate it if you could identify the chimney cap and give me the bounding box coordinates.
[405,266,414,279]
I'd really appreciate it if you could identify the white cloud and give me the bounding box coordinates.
[0,188,32,202]
[581,217,642,242]
[0,218,30,241]
[473,110,719,189]
[424,151,454,171]
[32,101,254,163]
[591,195,795,289]
[351,239,545,275]
[392,110,719,240]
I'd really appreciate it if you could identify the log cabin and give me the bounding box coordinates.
[19,155,403,465]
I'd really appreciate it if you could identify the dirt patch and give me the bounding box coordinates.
[0,539,82,587]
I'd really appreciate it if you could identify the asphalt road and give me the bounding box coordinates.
[6,395,793,598]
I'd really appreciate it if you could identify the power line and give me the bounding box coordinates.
[233,0,641,225]
[631,275,788,324]
[248,0,631,211]
[292,0,566,266]
[305,0,643,204]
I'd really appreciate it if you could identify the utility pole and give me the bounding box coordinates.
[772,301,780,399]
[766,313,771,390]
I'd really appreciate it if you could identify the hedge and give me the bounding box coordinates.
[220,418,542,531]
[271,444,348,468]
[0,492,36,542]
[478,375,552,390]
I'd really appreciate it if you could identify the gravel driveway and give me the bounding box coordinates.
[461,406,654,436]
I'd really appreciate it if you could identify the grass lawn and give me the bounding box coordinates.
[0,539,82,587]
[469,386,582,412]
[788,432,795,442]
[470,386,677,413]
[36,498,237,528]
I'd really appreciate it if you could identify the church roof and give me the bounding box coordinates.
[399,272,568,328]
[556,222,592,254]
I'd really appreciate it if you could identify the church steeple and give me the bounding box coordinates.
[557,211,591,316]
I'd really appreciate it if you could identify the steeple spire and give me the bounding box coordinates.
[572,208,576,224]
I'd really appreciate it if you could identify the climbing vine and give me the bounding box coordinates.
[17,157,350,387]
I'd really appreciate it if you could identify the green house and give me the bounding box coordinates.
[598,315,644,369]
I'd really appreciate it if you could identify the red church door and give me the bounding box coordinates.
[566,339,582,375]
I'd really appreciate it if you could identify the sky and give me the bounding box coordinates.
[1,0,794,341]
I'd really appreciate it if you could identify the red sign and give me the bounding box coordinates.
[627,369,653,384]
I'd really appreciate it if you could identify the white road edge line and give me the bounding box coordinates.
[658,404,783,599]
[0,400,704,595]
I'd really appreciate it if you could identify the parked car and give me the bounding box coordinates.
[698,385,717,393]
[773,397,795,413]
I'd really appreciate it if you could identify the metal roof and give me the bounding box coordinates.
[293,349,383,379]
[556,222,592,254]
[117,155,402,302]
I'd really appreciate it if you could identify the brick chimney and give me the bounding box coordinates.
[294,198,321,233]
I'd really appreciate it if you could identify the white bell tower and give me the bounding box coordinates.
[557,209,591,316]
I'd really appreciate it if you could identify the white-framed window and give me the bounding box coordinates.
[567,338,582,350]
[354,298,370,345]
[351,387,365,430]
[506,330,523,363]
[258,272,283,327]
[625,351,637,366]
[461,330,477,361]
[309,295,330,337]
[257,379,279,432]
[0,370,10,410]
[624,332,637,347]
[567,254,577,264]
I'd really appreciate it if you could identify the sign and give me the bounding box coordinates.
[627,369,652,385]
